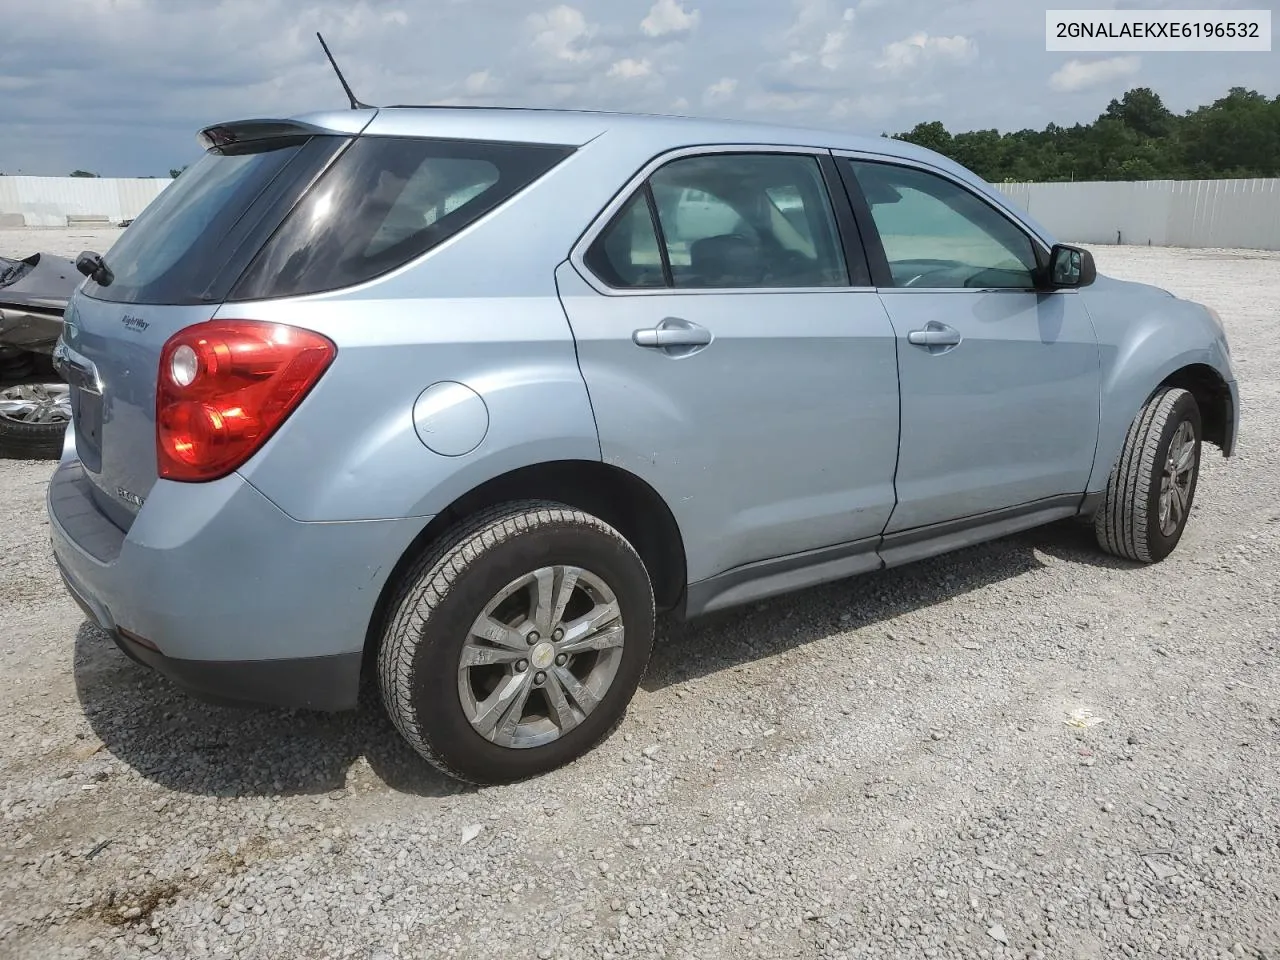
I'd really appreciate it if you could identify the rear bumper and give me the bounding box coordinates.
[55,563,362,710]
[48,458,427,712]
[116,628,363,712]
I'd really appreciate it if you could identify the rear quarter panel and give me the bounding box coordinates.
[228,295,600,521]
[1083,275,1236,492]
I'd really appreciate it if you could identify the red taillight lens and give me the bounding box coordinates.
[157,320,336,481]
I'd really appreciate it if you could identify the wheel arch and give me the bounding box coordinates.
[1090,347,1236,497]
[1155,362,1234,456]
[363,459,688,667]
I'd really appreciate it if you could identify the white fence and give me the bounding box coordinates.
[995,178,1280,251]
[0,176,172,228]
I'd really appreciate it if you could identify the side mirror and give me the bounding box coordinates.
[1045,243,1096,289]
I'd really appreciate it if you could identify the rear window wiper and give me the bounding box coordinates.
[75,251,114,287]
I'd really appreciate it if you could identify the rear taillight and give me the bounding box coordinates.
[157,320,335,482]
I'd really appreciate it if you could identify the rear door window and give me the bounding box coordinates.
[652,154,847,288]
[231,137,575,300]
[584,152,850,290]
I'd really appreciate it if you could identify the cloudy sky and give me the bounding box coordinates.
[1,0,1275,177]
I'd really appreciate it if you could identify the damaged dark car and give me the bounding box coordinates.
[0,252,79,459]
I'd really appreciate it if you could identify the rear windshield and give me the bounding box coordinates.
[81,136,344,305]
[230,136,575,300]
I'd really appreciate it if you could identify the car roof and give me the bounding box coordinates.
[288,104,961,170]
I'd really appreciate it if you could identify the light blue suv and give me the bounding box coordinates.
[48,107,1239,784]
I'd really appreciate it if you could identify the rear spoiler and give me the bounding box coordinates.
[197,112,377,150]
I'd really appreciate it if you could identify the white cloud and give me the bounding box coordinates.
[703,76,737,104]
[778,0,856,72]
[462,70,499,95]
[751,0,855,100]
[607,57,653,80]
[641,0,700,37]
[785,0,847,41]
[671,96,691,111]
[817,22,851,69]
[527,5,595,62]
[876,32,975,75]
[1048,55,1141,93]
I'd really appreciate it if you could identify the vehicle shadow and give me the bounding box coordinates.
[72,521,1134,797]
[1021,516,1144,571]
[72,623,470,800]
[643,519,1138,692]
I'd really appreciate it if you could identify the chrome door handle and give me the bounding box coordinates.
[907,322,962,348]
[633,328,712,347]
[632,317,713,353]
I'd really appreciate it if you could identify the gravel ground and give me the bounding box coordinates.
[1,232,1277,960]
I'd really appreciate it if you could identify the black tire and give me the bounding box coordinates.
[378,501,655,785]
[0,373,70,460]
[1095,387,1202,563]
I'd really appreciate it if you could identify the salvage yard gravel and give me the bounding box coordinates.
[1,232,1277,960]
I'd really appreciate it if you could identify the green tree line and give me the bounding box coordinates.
[892,86,1280,183]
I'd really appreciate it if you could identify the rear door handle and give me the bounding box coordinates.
[907,322,962,349]
[632,317,713,354]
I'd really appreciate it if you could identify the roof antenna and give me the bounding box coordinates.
[316,32,373,110]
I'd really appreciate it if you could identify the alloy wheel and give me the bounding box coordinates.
[457,565,625,749]
[1158,419,1197,537]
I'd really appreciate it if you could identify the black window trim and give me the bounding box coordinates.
[641,182,675,288]
[833,152,1059,294]
[570,143,877,296]
[817,153,872,288]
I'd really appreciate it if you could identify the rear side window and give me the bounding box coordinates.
[232,137,574,300]
[80,136,342,305]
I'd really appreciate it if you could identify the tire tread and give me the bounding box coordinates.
[1094,387,1191,563]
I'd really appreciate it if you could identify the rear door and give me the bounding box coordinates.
[557,147,901,589]
[836,156,1100,535]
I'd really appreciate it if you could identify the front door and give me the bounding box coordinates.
[557,148,901,586]
[839,157,1101,534]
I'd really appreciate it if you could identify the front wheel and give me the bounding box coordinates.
[1095,387,1202,563]
[378,501,655,785]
